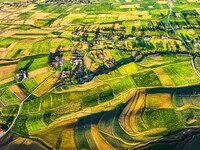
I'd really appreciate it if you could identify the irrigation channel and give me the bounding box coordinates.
[0,72,56,138]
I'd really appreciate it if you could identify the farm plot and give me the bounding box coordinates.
[0,64,17,79]
[82,88,99,108]
[176,108,200,127]
[0,88,20,106]
[0,37,20,48]
[154,68,174,86]
[163,61,200,86]
[98,84,114,103]
[26,113,47,134]
[17,56,48,71]
[146,93,173,109]
[30,38,51,54]
[33,73,57,97]
[91,124,113,150]
[118,62,139,75]
[107,76,136,94]
[0,77,15,86]
[59,125,77,150]
[131,70,161,87]
[6,40,34,58]
[75,120,91,150]
[119,91,138,134]
[22,78,38,93]
[137,108,183,134]
[9,85,26,100]
[28,67,49,78]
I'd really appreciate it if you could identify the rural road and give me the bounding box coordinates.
[0,72,56,139]
[167,0,190,50]
[191,53,200,78]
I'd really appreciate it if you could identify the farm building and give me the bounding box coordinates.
[70,51,84,66]
[49,51,64,67]
[17,70,28,81]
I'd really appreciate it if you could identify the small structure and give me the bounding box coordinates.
[104,59,115,68]
[17,70,28,81]
[70,51,84,66]
[49,51,64,68]
[161,35,169,39]
[175,12,180,18]
[144,36,151,41]
[128,35,136,40]
[194,43,200,49]
[131,51,140,59]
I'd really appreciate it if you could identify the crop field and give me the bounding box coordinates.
[131,70,162,87]
[163,61,200,85]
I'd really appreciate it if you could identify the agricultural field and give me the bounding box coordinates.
[0,0,200,149]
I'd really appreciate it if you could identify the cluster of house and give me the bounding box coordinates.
[17,70,28,81]
[90,51,107,59]
[104,58,116,68]
[70,51,83,66]
[49,51,64,68]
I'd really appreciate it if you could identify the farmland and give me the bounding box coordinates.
[0,0,200,149]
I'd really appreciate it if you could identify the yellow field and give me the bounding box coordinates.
[0,136,48,150]
[130,92,145,133]
[0,77,14,85]
[33,73,58,97]
[0,64,17,78]
[34,72,52,84]
[9,85,26,100]
[29,67,49,78]
[154,68,174,86]
[146,93,173,109]
[91,124,113,150]
[59,126,77,150]
[120,4,140,9]
[30,12,50,19]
